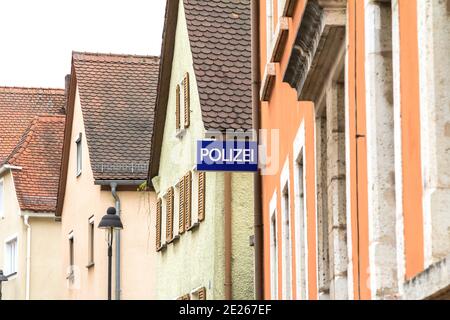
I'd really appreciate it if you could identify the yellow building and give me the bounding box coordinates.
[0,87,66,299]
[56,52,159,300]
[149,0,255,299]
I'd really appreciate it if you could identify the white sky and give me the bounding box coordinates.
[0,0,166,88]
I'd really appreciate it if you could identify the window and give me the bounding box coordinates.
[76,133,82,176]
[191,287,206,300]
[177,178,185,235]
[176,84,181,131]
[175,73,191,135]
[68,233,74,282]
[183,73,191,128]
[0,179,4,218]
[266,0,274,59]
[4,237,18,276]
[281,183,292,300]
[155,198,162,251]
[294,147,308,300]
[197,171,206,222]
[184,171,193,231]
[166,187,174,243]
[88,216,95,267]
[269,192,278,299]
[277,0,287,18]
[270,209,278,299]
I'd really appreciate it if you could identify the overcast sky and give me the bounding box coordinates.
[0,0,166,88]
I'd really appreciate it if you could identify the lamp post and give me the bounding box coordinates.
[98,207,123,300]
[0,270,8,300]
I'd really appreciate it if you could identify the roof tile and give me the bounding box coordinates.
[4,115,66,212]
[72,52,160,181]
[183,0,253,131]
[0,87,65,163]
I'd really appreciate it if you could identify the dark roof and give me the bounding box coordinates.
[72,52,160,181]
[149,0,252,179]
[4,115,66,212]
[184,0,253,130]
[0,87,65,163]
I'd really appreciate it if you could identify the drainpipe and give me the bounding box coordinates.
[24,215,31,300]
[251,0,264,300]
[110,182,121,300]
[224,172,232,300]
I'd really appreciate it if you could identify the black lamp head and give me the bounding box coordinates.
[98,207,123,230]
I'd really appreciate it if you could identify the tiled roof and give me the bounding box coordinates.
[0,87,65,163]
[4,115,66,212]
[183,0,253,130]
[72,52,160,180]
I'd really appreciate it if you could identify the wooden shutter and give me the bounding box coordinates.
[198,172,206,221]
[156,198,162,251]
[178,177,186,234]
[183,73,190,128]
[184,171,192,229]
[166,187,174,241]
[197,287,206,300]
[177,294,190,300]
[176,84,181,130]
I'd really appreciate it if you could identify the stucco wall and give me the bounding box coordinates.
[0,171,26,299]
[155,1,254,300]
[29,217,63,300]
[0,171,62,300]
[61,86,156,300]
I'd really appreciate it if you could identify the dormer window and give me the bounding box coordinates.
[76,133,82,177]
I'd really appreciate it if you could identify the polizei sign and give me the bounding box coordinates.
[197,140,258,172]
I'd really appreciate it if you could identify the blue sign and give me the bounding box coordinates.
[197,140,258,172]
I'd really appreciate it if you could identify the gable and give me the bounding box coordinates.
[157,0,205,190]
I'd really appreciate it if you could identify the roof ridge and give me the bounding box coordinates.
[4,116,41,165]
[0,87,65,94]
[72,51,160,61]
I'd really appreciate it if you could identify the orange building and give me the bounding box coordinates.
[256,0,449,300]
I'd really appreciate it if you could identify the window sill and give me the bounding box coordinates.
[260,63,277,102]
[269,17,289,63]
[187,222,200,232]
[176,128,187,139]
[86,262,95,269]
[157,243,168,252]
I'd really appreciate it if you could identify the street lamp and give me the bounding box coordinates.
[98,207,123,300]
[0,270,8,300]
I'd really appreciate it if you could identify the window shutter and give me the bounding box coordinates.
[183,73,190,128]
[185,171,192,229]
[176,84,181,130]
[178,294,190,300]
[156,198,162,251]
[198,287,207,300]
[166,187,174,241]
[198,172,206,221]
[178,177,186,234]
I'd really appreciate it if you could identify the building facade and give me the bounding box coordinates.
[0,87,66,299]
[149,0,255,300]
[258,0,450,300]
[56,52,159,300]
